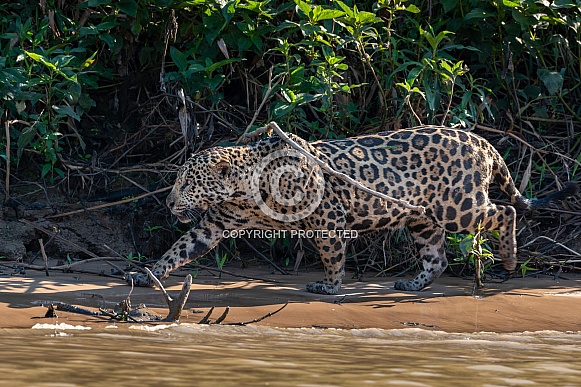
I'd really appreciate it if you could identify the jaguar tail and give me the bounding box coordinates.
[492,150,579,210]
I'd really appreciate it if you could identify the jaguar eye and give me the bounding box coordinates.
[181,183,191,192]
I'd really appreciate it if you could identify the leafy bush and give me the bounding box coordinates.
[1,0,579,178]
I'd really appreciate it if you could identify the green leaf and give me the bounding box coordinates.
[17,125,37,158]
[440,0,459,13]
[355,11,382,23]
[289,65,305,86]
[204,58,244,75]
[459,235,474,256]
[512,9,535,28]
[52,105,81,121]
[187,63,206,73]
[131,20,142,36]
[82,0,112,6]
[170,46,188,72]
[41,163,52,178]
[96,21,119,31]
[537,69,564,95]
[335,0,354,17]
[312,9,345,22]
[272,101,297,118]
[25,51,57,72]
[118,0,138,17]
[502,0,520,7]
[552,0,578,8]
[295,0,312,18]
[463,8,493,22]
[402,4,421,13]
[99,34,115,50]
[523,85,541,99]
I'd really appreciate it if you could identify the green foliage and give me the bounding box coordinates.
[520,257,537,277]
[126,251,146,262]
[1,0,580,179]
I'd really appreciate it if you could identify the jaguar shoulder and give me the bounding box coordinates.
[127,126,578,294]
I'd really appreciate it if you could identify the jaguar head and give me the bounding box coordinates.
[166,148,234,223]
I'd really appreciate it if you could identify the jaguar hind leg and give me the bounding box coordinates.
[481,204,517,270]
[394,221,447,291]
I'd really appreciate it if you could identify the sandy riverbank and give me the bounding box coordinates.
[1,264,580,333]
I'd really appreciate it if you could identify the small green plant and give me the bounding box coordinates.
[126,252,146,262]
[520,257,536,278]
[144,225,163,236]
[215,250,228,278]
[449,223,494,289]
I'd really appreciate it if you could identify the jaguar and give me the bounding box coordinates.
[127,126,578,294]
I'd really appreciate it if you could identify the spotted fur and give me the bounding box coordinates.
[127,126,578,294]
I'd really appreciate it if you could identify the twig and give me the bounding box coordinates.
[475,123,581,171]
[102,244,141,273]
[192,264,282,283]
[240,238,289,275]
[213,306,230,324]
[521,235,581,258]
[225,302,289,326]
[46,186,171,219]
[11,256,127,272]
[3,119,9,203]
[236,68,283,144]
[119,174,163,206]
[18,219,129,275]
[198,306,215,324]
[245,122,426,213]
[38,238,50,277]
[21,218,100,259]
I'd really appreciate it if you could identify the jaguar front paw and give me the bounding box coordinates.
[394,278,425,291]
[125,272,155,287]
[306,281,339,295]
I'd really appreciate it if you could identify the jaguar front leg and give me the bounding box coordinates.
[306,235,347,295]
[127,221,225,287]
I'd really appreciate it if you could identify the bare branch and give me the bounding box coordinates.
[244,122,425,214]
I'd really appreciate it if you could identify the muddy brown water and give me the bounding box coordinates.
[1,324,581,386]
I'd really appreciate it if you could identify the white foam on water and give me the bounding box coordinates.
[31,322,91,330]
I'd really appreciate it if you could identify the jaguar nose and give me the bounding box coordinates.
[166,197,174,210]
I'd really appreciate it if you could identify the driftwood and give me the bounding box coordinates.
[240,121,426,214]
[33,301,101,317]
[144,268,192,322]
[36,271,288,325]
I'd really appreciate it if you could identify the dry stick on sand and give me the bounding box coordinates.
[242,122,426,214]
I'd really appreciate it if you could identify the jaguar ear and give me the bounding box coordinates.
[216,161,231,177]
